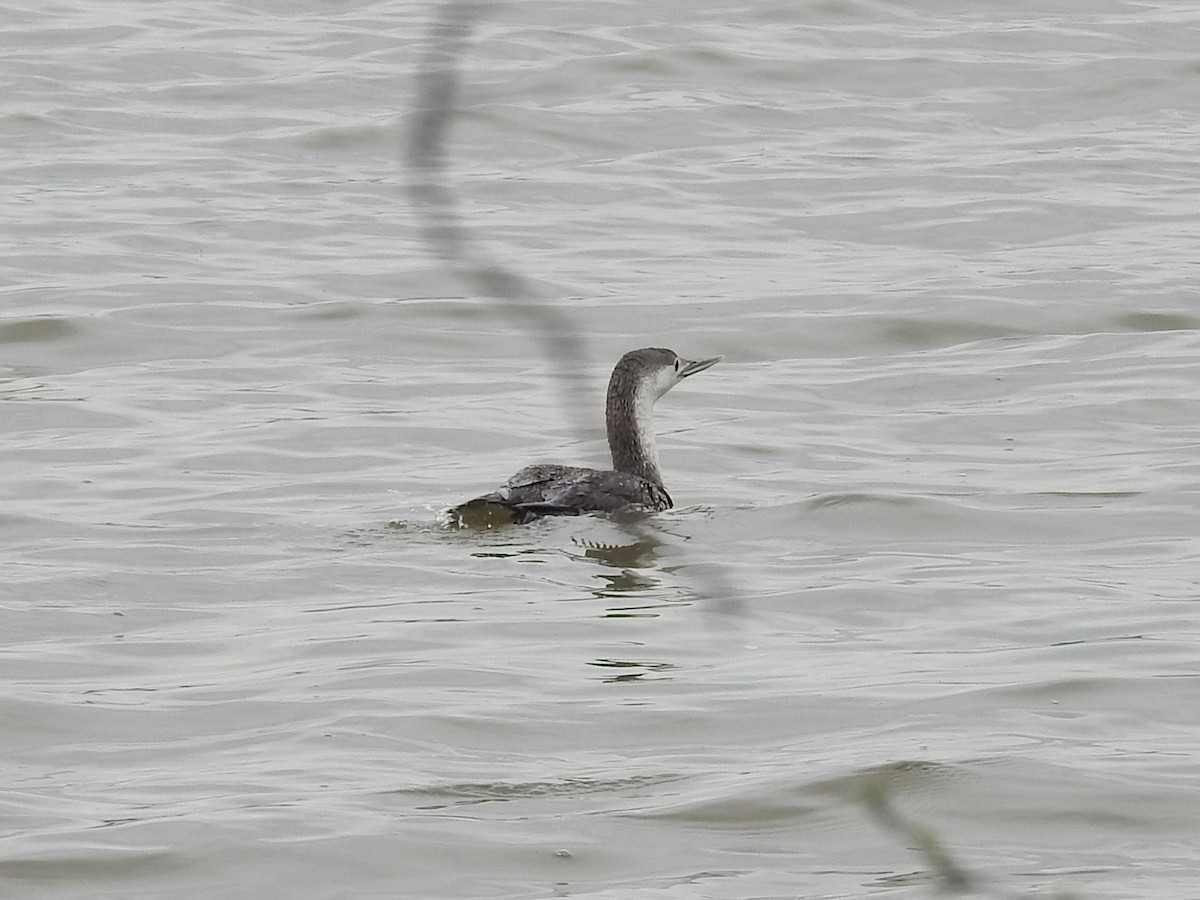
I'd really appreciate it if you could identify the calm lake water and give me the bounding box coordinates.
[4,1,1199,898]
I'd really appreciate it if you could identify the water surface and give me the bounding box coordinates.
[3,1,1199,898]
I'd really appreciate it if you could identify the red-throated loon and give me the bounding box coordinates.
[452,348,721,526]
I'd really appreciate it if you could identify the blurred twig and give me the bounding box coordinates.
[862,780,974,894]
[861,778,1079,900]
[407,0,591,443]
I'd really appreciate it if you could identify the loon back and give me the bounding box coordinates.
[454,464,672,526]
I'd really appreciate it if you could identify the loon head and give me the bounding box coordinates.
[605,348,721,486]
[611,347,723,403]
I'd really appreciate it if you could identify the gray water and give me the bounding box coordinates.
[4,1,1200,898]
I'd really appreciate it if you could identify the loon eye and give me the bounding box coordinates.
[674,359,681,372]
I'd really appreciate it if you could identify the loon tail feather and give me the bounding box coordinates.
[447,495,587,528]
[446,496,520,528]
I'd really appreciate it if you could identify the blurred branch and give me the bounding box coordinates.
[407,0,591,443]
[861,778,1079,900]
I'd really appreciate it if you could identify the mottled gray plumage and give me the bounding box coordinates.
[453,348,720,526]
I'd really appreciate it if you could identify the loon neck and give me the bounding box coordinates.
[606,380,663,487]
